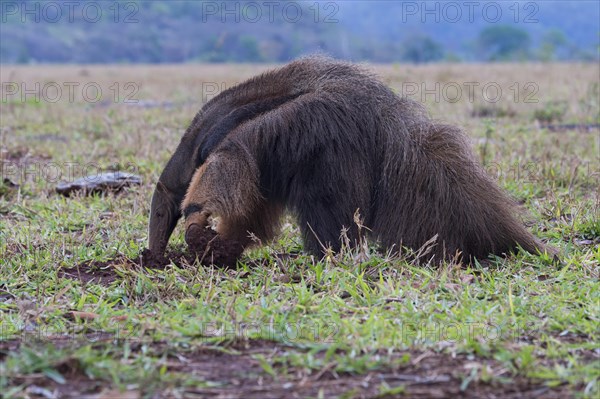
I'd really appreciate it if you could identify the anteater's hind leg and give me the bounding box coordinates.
[291,158,372,257]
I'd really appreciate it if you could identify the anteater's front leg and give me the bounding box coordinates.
[181,142,275,264]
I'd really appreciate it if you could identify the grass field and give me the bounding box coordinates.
[1,62,599,398]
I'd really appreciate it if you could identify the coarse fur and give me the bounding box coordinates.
[149,56,550,264]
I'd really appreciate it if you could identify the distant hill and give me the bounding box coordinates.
[1,0,598,63]
[335,1,600,61]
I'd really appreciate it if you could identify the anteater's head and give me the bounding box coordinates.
[148,181,181,255]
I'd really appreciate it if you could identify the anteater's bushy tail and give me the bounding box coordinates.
[375,118,547,262]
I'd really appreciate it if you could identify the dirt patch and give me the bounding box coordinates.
[544,123,600,132]
[57,245,246,285]
[3,338,579,399]
[58,260,122,285]
[28,133,70,143]
[58,248,195,285]
[1,146,52,195]
[1,146,51,166]
[1,178,20,201]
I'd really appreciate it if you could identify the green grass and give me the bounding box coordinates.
[1,63,599,398]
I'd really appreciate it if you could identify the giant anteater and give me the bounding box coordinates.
[148,57,550,264]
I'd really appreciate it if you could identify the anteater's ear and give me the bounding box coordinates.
[191,130,206,167]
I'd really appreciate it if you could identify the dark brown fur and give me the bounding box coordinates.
[149,56,550,264]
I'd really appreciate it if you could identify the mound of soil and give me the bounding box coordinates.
[185,224,244,267]
[139,248,179,268]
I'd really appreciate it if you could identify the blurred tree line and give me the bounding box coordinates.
[1,0,598,63]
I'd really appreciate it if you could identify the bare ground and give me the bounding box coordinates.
[8,252,588,399]
[1,337,578,399]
